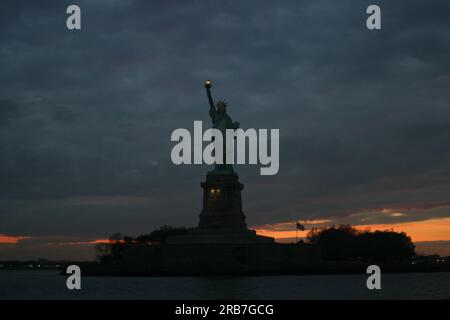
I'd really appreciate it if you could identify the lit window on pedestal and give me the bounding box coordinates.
[210,188,221,197]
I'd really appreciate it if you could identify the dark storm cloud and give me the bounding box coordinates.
[0,99,20,125]
[1,0,450,246]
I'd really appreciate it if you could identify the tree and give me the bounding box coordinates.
[306,227,321,244]
[95,233,123,264]
[108,233,122,243]
[306,225,416,262]
[123,236,134,244]
[358,230,415,262]
[135,225,188,244]
[95,242,112,262]
[95,227,189,263]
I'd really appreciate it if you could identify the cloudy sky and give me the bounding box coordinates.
[1,0,450,259]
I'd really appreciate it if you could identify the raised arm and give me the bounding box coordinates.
[205,80,217,120]
[205,80,215,110]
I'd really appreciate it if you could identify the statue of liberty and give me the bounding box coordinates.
[204,80,240,174]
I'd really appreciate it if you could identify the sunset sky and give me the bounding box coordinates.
[1,0,450,260]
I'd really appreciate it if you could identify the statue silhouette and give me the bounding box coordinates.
[204,80,240,174]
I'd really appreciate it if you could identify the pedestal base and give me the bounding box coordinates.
[166,228,274,244]
[198,173,247,230]
[168,172,274,244]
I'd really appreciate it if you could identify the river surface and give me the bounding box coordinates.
[1,270,449,299]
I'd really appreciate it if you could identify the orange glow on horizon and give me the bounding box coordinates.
[356,218,450,242]
[64,238,124,245]
[0,234,30,244]
[254,217,450,243]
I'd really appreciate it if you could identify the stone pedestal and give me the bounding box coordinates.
[198,173,247,230]
[167,172,274,244]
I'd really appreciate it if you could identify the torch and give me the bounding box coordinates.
[205,80,214,109]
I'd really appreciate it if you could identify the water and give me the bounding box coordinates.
[1,270,449,299]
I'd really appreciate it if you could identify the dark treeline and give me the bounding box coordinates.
[96,224,416,264]
[95,225,187,263]
[133,225,188,244]
[306,224,416,262]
